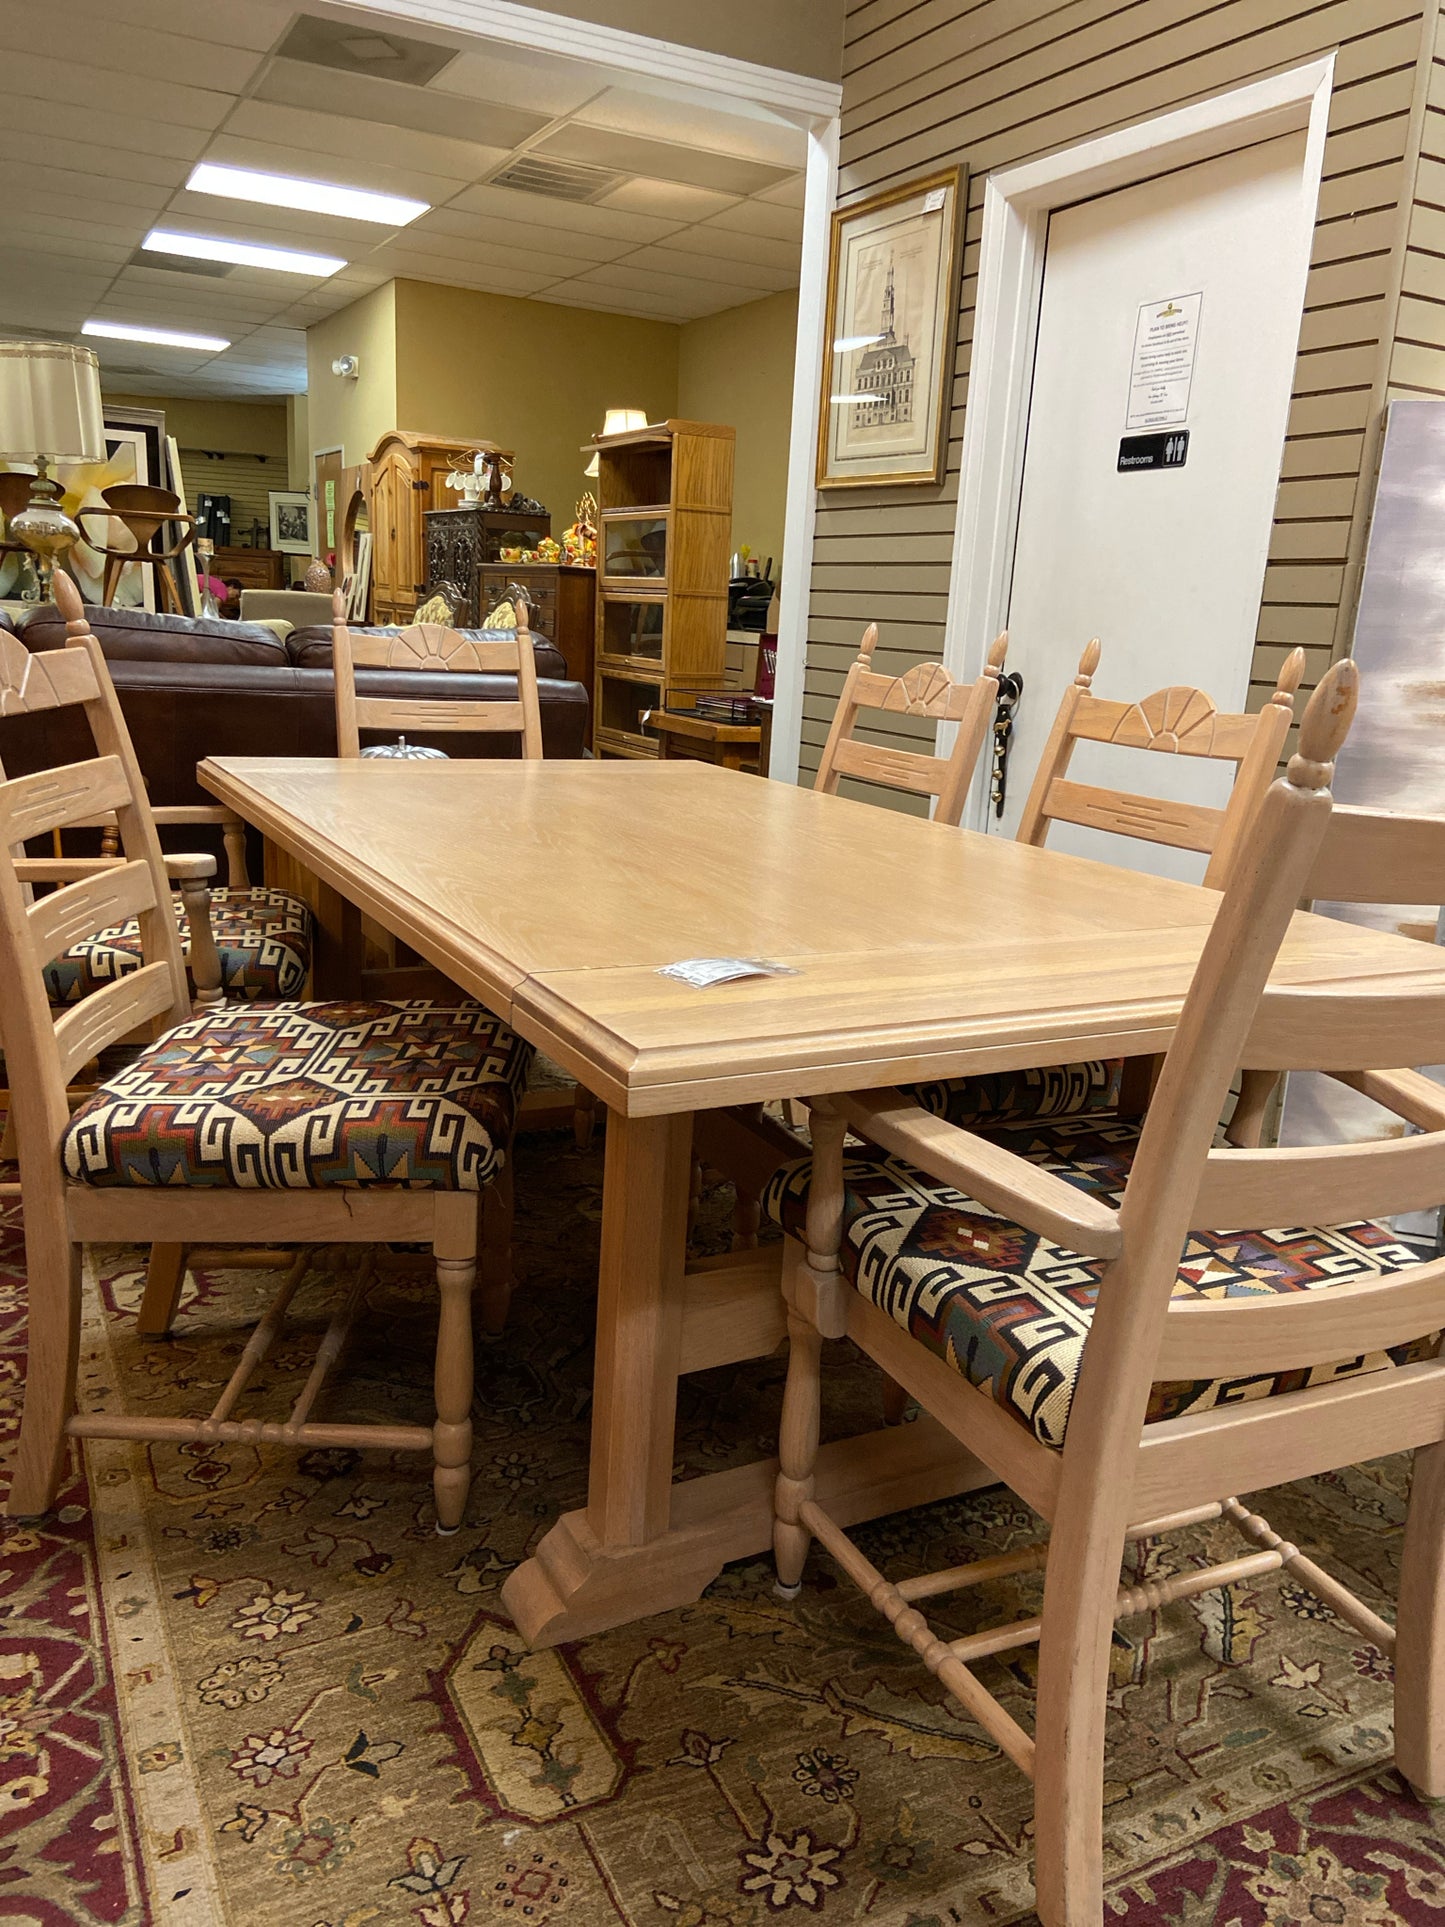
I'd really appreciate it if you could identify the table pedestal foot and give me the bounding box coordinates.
[502,1414,993,1646]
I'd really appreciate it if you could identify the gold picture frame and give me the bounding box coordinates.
[816,164,967,490]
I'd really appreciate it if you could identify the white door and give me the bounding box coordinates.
[993,132,1310,878]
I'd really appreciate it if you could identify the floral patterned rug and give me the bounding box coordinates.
[4,1130,1445,1926]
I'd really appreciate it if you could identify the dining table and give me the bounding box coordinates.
[197,753,1445,1647]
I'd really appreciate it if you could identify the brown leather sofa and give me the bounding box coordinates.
[1,599,589,795]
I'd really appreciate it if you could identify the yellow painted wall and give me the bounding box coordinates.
[678,290,797,572]
[304,283,398,467]
[102,392,287,457]
[392,278,679,527]
[286,393,309,489]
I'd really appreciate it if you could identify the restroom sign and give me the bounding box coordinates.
[1126,291,1202,430]
[1118,429,1190,472]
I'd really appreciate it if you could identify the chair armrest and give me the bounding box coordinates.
[834,1087,1123,1259]
[1330,1066,1445,1132]
[15,852,217,884]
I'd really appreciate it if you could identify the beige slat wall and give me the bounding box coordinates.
[803,0,1444,803]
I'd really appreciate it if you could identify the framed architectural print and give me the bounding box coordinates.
[816,165,966,489]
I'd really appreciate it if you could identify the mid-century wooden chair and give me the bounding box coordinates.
[813,622,1008,826]
[1229,803,1445,1147]
[761,663,1445,1925]
[0,606,532,1529]
[908,638,1306,1130]
[75,483,197,614]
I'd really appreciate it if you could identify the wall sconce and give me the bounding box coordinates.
[331,354,361,379]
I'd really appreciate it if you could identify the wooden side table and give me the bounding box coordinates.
[644,705,764,774]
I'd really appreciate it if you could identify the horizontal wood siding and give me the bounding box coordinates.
[804,0,1438,793]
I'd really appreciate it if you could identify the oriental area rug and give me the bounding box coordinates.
[4,1129,1445,1927]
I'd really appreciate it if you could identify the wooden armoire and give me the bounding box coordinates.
[364,430,510,625]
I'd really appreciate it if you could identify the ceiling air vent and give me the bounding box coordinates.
[488,155,622,203]
[276,15,459,87]
[129,248,232,278]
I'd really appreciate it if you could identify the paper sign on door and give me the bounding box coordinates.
[1126,292,1202,430]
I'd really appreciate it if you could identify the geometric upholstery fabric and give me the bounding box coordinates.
[62,1000,531,1191]
[906,1057,1125,1129]
[43,886,313,1006]
[762,1114,1432,1448]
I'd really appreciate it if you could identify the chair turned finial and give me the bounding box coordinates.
[331,586,348,624]
[856,623,880,668]
[985,630,1009,675]
[1288,659,1359,791]
[50,569,89,641]
[1076,637,1102,686]
[1270,646,1306,709]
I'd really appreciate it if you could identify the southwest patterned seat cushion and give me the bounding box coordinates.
[907,1058,1125,1129]
[763,1114,1431,1448]
[62,1001,531,1191]
[43,887,313,1005]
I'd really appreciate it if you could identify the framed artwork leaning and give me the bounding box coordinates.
[269,489,313,554]
[816,164,967,490]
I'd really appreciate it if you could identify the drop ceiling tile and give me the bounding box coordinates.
[447,183,681,243]
[98,0,292,52]
[1,162,170,215]
[619,245,796,292]
[569,261,766,307]
[653,224,801,272]
[256,57,550,153]
[596,179,741,222]
[194,137,462,217]
[540,281,705,322]
[706,195,806,241]
[0,189,156,235]
[373,233,597,283]
[534,125,791,196]
[573,89,806,168]
[4,49,232,131]
[434,45,608,118]
[2,1,268,90]
[0,131,190,193]
[0,220,132,262]
[755,173,807,209]
[222,98,507,191]
[411,208,620,263]
[389,263,557,300]
[161,193,405,254]
[0,96,212,164]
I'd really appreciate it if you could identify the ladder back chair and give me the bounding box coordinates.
[762,663,1445,1924]
[15,579,314,1007]
[0,606,532,1529]
[1230,802,1445,1146]
[813,623,1008,826]
[75,483,198,614]
[909,638,1307,1132]
[331,588,543,761]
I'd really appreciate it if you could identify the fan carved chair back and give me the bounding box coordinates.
[1018,637,1306,886]
[814,623,1008,826]
[331,590,543,760]
[75,483,198,613]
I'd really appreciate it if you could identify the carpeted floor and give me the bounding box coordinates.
[4,1128,1445,1925]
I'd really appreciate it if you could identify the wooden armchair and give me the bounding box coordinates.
[814,622,1008,825]
[762,664,1445,1924]
[0,601,533,1529]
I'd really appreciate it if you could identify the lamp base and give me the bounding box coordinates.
[11,454,78,601]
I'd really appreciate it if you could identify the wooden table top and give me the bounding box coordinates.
[200,756,1445,1115]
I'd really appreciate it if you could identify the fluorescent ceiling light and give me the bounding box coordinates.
[187,160,428,227]
[144,229,346,276]
[83,319,229,352]
[834,333,884,352]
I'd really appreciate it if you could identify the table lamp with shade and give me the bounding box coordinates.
[583,406,649,478]
[0,340,105,600]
